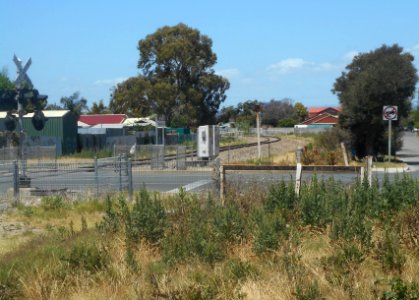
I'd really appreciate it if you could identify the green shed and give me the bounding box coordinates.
[0,110,78,155]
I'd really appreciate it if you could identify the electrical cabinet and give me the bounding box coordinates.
[197,125,219,159]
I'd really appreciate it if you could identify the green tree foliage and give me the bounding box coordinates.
[109,76,154,117]
[0,70,47,112]
[89,100,110,115]
[110,23,229,127]
[262,98,296,127]
[294,102,308,122]
[59,92,89,119]
[0,70,17,111]
[216,105,238,124]
[332,44,418,157]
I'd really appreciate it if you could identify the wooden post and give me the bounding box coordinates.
[220,165,225,205]
[341,142,349,166]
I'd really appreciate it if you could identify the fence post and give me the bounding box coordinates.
[360,167,365,182]
[128,158,133,201]
[94,156,99,198]
[295,163,302,196]
[367,155,373,186]
[118,154,122,192]
[341,142,349,166]
[220,164,225,206]
[13,160,19,205]
[176,145,179,170]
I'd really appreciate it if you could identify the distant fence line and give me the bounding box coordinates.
[0,145,56,162]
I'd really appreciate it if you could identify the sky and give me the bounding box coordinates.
[1,0,419,109]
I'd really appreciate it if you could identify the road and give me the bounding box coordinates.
[1,133,418,203]
[398,132,419,175]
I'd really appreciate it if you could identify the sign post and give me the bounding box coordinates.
[382,106,398,162]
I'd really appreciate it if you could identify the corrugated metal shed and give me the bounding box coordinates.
[0,110,78,155]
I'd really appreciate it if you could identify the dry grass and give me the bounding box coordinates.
[1,185,418,300]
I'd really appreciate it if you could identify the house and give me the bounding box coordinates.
[78,114,128,150]
[295,106,341,129]
[299,113,339,128]
[307,107,341,119]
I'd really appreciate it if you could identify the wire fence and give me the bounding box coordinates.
[0,146,56,163]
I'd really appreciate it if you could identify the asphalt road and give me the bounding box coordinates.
[1,133,419,200]
[398,132,419,175]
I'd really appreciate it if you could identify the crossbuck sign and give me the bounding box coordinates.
[13,54,33,89]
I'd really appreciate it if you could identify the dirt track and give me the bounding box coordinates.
[218,136,308,164]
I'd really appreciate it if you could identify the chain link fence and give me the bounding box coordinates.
[0,145,56,163]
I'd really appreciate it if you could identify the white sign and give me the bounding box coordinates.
[383,105,398,121]
[13,55,33,89]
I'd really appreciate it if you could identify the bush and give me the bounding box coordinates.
[61,240,109,273]
[161,191,224,265]
[251,207,287,255]
[381,278,419,300]
[213,202,247,244]
[376,227,406,274]
[130,189,167,244]
[224,258,258,282]
[41,195,67,210]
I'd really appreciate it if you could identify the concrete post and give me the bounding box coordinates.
[128,158,133,201]
[13,160,19,204]
[94,157,98,198]
[295,163,302,196]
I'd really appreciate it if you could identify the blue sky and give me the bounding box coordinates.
[1,0,419,109]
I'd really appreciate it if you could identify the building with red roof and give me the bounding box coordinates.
[78,114,126,126]
[296,106,342,129]
[307,107,341,119]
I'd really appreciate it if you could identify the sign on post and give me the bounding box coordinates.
[383,106,398,162]
[13,55,33,89]
[383,105,398,121]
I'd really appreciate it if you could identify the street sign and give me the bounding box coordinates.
[13,55,33,89]
[383,105,398,121]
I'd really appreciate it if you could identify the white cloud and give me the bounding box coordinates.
[313,62,335,71]
[267,58,307,74]
[94,77,127,86]
[216,68,240,79]
[267,58,339,75]
[407,44,419,57]
[343,50,359,61]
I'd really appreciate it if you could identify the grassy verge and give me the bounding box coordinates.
[1,177,418,299]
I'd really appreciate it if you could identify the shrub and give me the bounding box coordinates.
[298,176,332,228]
[265,180,297,213]
[224,258,258,282]
[97,195,121,234]
[61,241,109,273]
[397,203,419,253]
[376,228,406,274]
[130,189,167,244]
[251,207,287,255]
[296,281,322,300]
[161,191,224,265]
[213,202,247,244]
[41,195,67,210]
[381,278,419,300]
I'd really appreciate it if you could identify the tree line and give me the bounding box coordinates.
[1,23,418,159]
